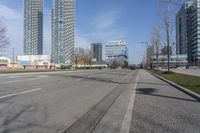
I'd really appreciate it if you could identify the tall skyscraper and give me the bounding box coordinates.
[91,43,102,61]
[24,0,43,55]
[176,0,200,66]
[51,0,75,65]
[176,1,193,55]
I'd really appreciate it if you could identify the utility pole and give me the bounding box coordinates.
[12,48,15,69]
[166,23,170,72]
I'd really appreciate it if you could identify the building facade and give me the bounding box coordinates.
[105,40,128,65]
[176,1,193,55]
[51,0,75,66]
[0,56,10,69]
[151,55,188,68]
[176,0,200,66]
[17,55,51,69]
[24,0,43,55]
[91,43,102,61]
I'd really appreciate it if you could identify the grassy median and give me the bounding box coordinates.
[151,70,200,94]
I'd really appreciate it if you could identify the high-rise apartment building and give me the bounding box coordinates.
[176,0,200,66]
[24,0,43,55]
[91,43,102,61]
[176,1,193,55]
[51,0,75,65]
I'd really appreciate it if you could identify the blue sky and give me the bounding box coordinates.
[0,0,161,64]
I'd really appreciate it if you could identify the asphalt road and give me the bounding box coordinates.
[0,69,199,133]
[0,69,137,133]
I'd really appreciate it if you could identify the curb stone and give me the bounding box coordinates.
[148,71,200,102]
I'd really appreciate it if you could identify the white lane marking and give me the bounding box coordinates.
[76,78,83,81]
[0,88,42,99]
[120,72,139,133]
[0,76,50,84]
[98,74,107,76]
[0,76,23,79]
[1,78,36,84]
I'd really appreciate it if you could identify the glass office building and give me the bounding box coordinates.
[51,0,75,65]
[176,1,193,55]
[176,0,200,66]
[24,0,43,55]
[105,40,128,64]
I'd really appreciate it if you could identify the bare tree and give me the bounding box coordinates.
[146,45,154,69]
[0,20,9,52]
[151,25,162,68]
[159,0,185,7]
[74,47,80,68]
[75,47,92,68]
[158,0,184,71]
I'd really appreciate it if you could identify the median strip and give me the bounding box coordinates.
[120,72,139,133]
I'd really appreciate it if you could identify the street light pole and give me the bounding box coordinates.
[12,48,15,69]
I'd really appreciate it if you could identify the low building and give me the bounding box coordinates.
[0,56,10,69]
[10,62,24,69]
[151,55,188,68]
[17,55,51,69]
[72,60,108,69]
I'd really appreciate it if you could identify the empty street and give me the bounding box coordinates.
[0,70,199,133]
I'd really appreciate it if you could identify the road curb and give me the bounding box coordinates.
[148,71,200,102]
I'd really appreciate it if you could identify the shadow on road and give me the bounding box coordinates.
[50,73,172,87]
[136,88,199,103]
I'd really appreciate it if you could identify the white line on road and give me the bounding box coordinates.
[76,78,83,81]
[120,71,139,133]
[1,78,36,84]
[0,76,50,84]
[0,76,23,79]
[0,88,42,99]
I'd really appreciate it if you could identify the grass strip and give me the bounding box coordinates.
[151,70,200,94]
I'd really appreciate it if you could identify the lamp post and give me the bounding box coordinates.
[12,48,15,69]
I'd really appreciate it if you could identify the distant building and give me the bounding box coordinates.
[176,1,193,55]
[176,0,200,66]
[24,0,43,55]
[91,43,102,61]
[17,55,51,69]
[151,55,188,68]
[51,0,75,66]
[105,40,128,66]
[0,56,10,69]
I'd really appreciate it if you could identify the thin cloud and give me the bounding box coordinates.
[91,10,121,30]
[75,30,91,48]
[85,9,127,42]
[0,5,20,20]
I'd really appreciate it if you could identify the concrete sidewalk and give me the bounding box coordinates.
[130,70,200,133]
[159,69,200,77]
